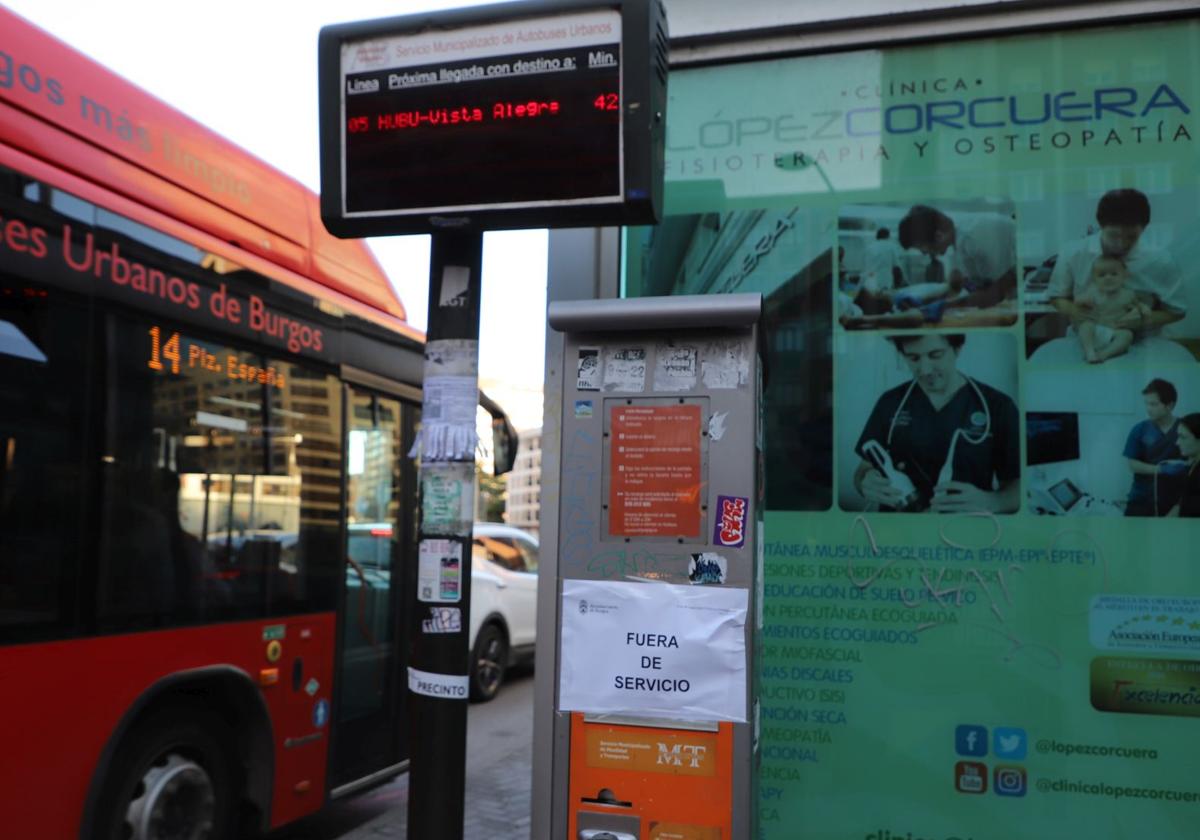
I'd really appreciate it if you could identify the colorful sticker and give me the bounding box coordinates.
[304,678,319,697]
[422,606,463,633]
[575,399,594,419]
[418,539,463,603]
[713,495,749,548]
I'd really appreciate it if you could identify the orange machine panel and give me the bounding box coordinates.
[568,712,733,840]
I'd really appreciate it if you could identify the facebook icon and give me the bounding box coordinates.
[955,725,988,757]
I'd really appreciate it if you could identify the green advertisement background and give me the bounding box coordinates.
[627,19,1200,840]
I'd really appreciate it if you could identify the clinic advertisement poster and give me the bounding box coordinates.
[626,19,1200,840]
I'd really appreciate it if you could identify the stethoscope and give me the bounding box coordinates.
[886,374,992,487]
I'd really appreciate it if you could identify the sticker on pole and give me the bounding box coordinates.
[559,579,748,722]
[408,666,469,700]
[422,606,462,634]
[418,539,462,603]
[420,464,474,535]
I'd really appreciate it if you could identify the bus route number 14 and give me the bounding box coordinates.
[147,325,181,374]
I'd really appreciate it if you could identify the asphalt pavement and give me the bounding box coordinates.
[275,667,535,840]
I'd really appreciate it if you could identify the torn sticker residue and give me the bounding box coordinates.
[708,411,729,442]
[424,339,479,377]
[689,552,728,585]
[409,375,478,460]
[603,347,647,392]
[410,423,477,461]
[653,343,698,392]
[701,340,750,389]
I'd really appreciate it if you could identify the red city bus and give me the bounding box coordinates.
[0,9,496,838]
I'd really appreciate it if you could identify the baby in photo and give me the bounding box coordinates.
[1074,254,1151,363]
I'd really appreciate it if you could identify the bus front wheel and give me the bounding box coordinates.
[94,703,239,840]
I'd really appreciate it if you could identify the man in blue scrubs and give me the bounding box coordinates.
[853,333,1020,513]
[1124,378,1183,516]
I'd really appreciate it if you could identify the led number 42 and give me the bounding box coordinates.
[593,93,619,111]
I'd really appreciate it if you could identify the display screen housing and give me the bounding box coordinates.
[318,0,666,236]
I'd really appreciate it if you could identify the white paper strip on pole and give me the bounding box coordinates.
[408,666,469,700]
[558,579,748,722]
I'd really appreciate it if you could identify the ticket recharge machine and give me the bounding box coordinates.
[545,293,762,840]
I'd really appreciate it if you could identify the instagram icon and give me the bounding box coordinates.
[994,765,1027,797]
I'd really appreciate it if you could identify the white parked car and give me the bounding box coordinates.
[469,522,539,701]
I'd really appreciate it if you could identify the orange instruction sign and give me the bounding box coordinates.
[609,404,703,537]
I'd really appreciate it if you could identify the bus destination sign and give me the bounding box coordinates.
[318,0,667,235]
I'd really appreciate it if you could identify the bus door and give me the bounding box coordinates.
[330,388,416,790]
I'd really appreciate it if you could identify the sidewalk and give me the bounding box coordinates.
[339,747,533,839]
[340,676,535,840]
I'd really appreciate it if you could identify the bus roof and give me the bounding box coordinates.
[0,7,413,328]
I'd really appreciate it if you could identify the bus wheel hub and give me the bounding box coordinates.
[125,752,216,840]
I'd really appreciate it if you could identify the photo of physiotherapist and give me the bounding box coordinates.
[850,333,1020,513]
[1123,378,1186,517]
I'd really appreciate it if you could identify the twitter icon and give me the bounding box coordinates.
[994,727,1027,760]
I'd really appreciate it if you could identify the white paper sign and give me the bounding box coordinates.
[422,375,478,424]
[559,579,748,722]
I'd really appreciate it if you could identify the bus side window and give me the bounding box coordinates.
[94,312,342,631]
[0,281,90,641]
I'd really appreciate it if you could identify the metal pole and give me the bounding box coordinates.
[407,229,483,840]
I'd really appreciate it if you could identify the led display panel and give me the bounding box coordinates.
[318,0,667,236]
